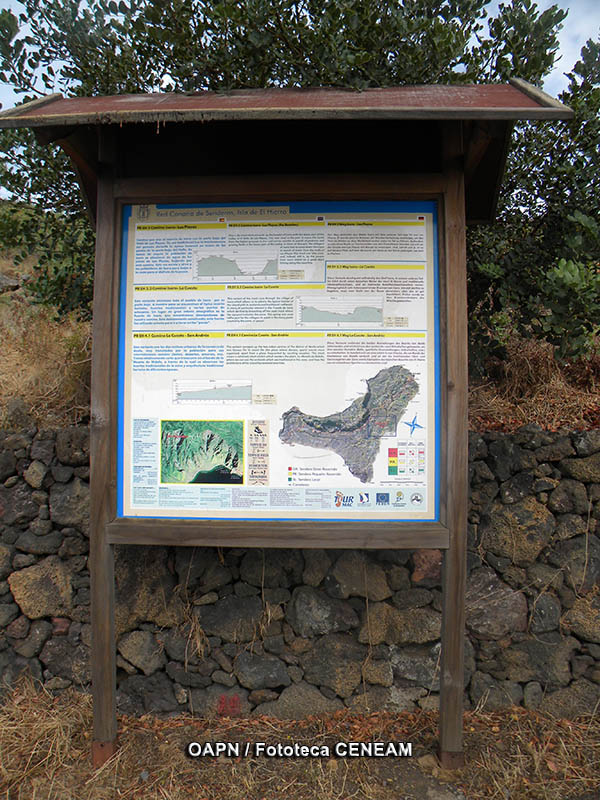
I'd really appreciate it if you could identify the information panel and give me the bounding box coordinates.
[118,201,440,521]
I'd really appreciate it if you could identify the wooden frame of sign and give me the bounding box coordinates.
[90,122,467,770]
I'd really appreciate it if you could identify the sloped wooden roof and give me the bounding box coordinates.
[0,82,571,125]
[0,81,572,224]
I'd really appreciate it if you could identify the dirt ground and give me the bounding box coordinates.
[1,680,599,800]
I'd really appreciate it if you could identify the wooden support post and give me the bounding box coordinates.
[90,131,118,767]
[439,122,468,770]
[90,530,117,768]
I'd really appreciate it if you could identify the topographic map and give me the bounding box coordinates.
[161,421,243,484]
[279,365,419,482]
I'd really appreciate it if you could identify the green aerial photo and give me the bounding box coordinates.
[160,420,244,484]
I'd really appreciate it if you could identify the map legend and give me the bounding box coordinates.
[394,440,426,476]
[398,447,406,473]
[247,420,269,485]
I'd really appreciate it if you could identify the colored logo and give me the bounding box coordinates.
[335,491,354,507]
[358,492,370,505]
[376,493,390,506]
[393,490,405,506]
[411,492,424,505]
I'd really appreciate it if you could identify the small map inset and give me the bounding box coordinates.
[172,379,252,405]
[161,420,244,484]
[194,247,279,281]
[296,294,383,328]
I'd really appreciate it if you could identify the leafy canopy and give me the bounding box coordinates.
[468,36,600,370]
[2,0,595,363]
[0,1,567,96]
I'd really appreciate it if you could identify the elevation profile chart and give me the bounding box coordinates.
[194,247,279,281]
[172,379,253,405]
[295,293,384,328]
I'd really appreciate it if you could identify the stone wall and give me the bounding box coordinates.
[1,425,599,719]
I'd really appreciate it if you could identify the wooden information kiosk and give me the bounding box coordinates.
[0,81,571,769]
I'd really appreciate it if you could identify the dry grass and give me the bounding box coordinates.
[459,706,600,799]
[469,336,600,432]
[0,296,91,428]
[0,678,599,800]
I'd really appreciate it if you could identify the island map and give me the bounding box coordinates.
[279,365,418,482]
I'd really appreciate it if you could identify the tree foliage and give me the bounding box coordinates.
[1,0,598,365]
[468,36,600,370]
[0,1,567,96]
[0,199,94,314]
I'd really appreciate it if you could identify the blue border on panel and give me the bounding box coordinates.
[118,200,441,523]
[157,201,437,214]
[432,205,441,523]
[116,206,132,518]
